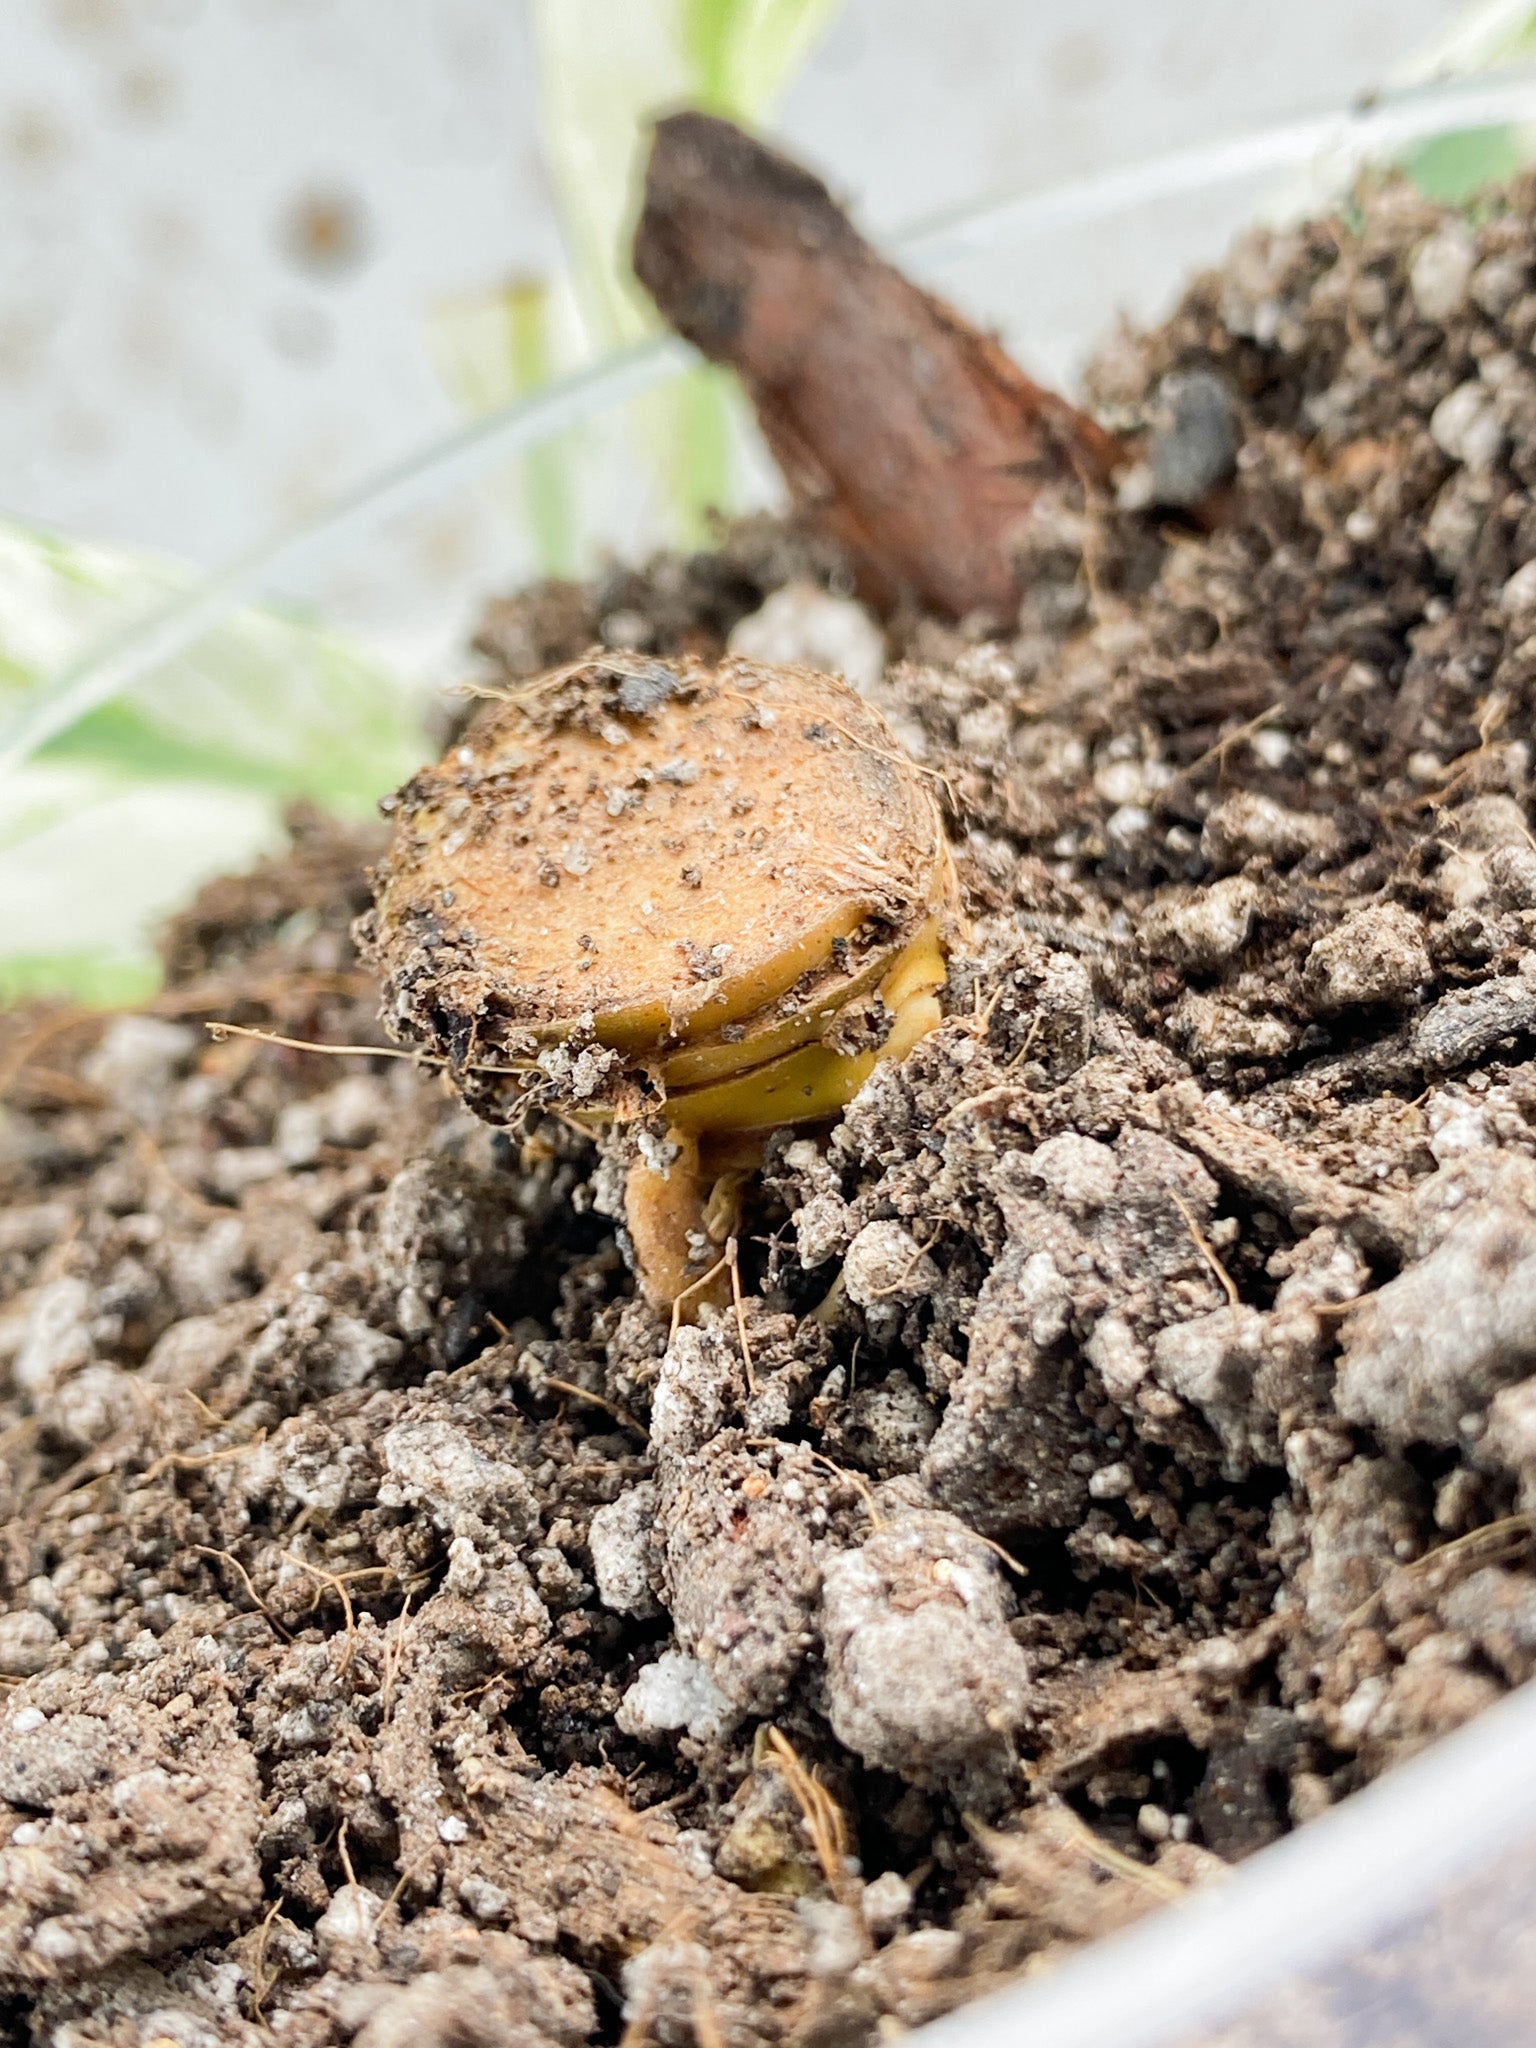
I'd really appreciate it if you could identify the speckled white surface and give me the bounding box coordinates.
[0,0,1469,663]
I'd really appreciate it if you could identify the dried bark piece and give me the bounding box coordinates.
[633,112,1124,620]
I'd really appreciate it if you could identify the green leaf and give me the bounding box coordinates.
[1403,123,1532,202]
[529,0,685,350]
[1391,0,1536,83]
[1391,2,1536,201]
[0,758,284,1000]
[0,526,422,812]
[426,278,581,576]
[0,953,163,1010]
[0,521,428,1004]
[518,0,843,553]
[528,0,841,349]
[686,0,844,116]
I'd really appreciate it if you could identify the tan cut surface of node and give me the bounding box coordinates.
[371,656,947,1053]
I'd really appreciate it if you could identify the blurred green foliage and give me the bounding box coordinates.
[1396,0,1536,199]
[431,0,842,568]
[0,523,423,1005]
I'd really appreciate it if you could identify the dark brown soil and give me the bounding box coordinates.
[8,174,1536,2046]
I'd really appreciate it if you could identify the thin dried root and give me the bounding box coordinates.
[205,1018,537,1079]
[1169,1190,1240,1308]
[191,1545,293,1644]
[543,1376,648,1439]
[762,1725,857,1905]
[726,1234,757,1393]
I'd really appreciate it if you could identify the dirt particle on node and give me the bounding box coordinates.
[1304,902,1432,1012]
[1409,222,1476,322]
[1143,875,1259,970]
[618,1649,738,1743]
[727,580,886,691]
[821,1513,1031,1790]
[842,1220,940,1308]
[588,1480,664,1617]
[1338,1196,1536,1448]
[1429,378,1504,471]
